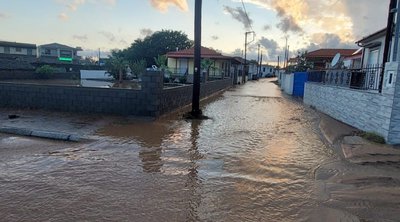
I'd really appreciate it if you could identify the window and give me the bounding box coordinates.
[44,49,51,55]
[15,47,22,52]
[27,49,32,55]
[4,47,10,54]
[60,50,72,58]
[368,48,379,66]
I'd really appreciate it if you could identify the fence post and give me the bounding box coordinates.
[141,71,163,117]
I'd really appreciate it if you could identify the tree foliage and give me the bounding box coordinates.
[105,52,129,82]
[121,30,193,66]
[286,51,313,73]
[35,65,56,79]
[130,59,147,79]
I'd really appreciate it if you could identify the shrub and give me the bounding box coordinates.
[35,65,55,79]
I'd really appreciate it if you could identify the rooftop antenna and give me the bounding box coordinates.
[330,53,341,69]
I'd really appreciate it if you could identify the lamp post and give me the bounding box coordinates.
[191,0,202,117]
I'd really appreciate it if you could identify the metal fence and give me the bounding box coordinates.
[307,64,383,91]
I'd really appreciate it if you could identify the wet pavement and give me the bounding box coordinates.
[0,78,399,221]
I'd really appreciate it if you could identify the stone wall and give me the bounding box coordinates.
[0,71,233,117]
[304,82,394,142]
[0,83,146,115]
[0,70,79,80]
[160,78,233,115]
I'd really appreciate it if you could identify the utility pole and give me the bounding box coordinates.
[259,52,263,76]
[287,45,290,68]
[191,0,202,117]
[278,56,280,70]
[257,44,260,77]
[243,31,255,84]
[98,48,101,66]
[284,36,288,69]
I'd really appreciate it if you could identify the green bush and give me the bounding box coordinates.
[360,132,386,144]
[35,65,55,79]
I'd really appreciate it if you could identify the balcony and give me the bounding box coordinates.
[307,64,383,91]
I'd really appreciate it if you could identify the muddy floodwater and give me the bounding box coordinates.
[1,79,398,221]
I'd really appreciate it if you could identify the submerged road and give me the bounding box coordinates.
[1,78,396,221]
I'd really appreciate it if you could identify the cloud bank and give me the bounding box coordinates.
[243,0,389,50]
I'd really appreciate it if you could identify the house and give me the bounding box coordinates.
[303,24,400,144]
[230,57,245,84]
[343,48,362,69]
[0,41,37,58]
[305,48,358,69]
[37,43,82,64]
[166,46,232,83]
[260,64,276,77]
[247,60,259,80]
[356,28,387,67]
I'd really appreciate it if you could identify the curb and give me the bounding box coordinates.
[0,126,82,142]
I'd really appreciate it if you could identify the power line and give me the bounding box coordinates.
[241,0,254,32]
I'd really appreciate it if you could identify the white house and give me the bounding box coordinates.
[356,28,388,67]
[260,64,276,77]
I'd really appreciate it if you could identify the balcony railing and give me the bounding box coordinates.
[307,64,383,91]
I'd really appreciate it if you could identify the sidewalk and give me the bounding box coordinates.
[319,112,400,164]
[0,108,113,141]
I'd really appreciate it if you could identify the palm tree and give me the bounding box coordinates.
[201,59,216,82]
[106,56,128,83]
[131,59,147,79]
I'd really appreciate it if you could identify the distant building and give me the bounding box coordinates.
[166,46,232,82]
[37,43,82,64]
[260,64,276,77]
[0,41,37,57]
[305,48,358,69]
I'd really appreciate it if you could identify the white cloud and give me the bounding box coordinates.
[240,0,389,48]
[149,0,188,12]
[58,12,69,21]
[56,0,117,20]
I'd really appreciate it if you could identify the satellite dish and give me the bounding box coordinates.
[331,53,341,68]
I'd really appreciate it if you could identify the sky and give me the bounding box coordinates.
[0,0,391,63]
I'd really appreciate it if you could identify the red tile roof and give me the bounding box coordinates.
[306,49,358,58]
[167,46,231,59]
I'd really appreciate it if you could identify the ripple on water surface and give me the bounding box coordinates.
[0,79,337,221]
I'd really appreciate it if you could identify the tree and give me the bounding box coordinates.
[105,53,129,83]
[122,30,193,66]
[154,54,168,71]
[201,59,217,81]
[130,59,147,79]
[35,65,55,79]
[287,51,313,73]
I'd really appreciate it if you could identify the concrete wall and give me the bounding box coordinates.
[160,78,233,115]
[304,82,394,142]
[281,73,294,95]
[0,71,233,117]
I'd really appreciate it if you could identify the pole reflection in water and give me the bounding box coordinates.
[185,119,203,221]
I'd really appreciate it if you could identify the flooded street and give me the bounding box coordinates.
[1,79,395,221]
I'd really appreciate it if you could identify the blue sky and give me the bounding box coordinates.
[0,0,391,63]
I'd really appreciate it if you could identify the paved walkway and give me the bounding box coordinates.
[319,112,400,164]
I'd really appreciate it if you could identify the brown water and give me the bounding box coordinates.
[0,79,339,221]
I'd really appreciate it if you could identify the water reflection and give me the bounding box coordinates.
[97,121,171,173]
[185,119,202,221]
